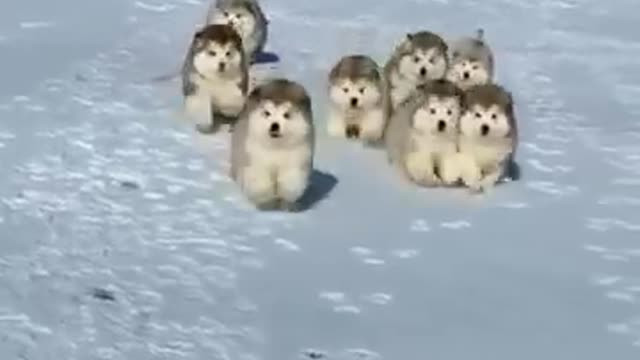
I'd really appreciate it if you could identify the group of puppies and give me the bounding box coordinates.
[180,0,519,211]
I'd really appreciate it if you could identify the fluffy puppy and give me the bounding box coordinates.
[326,55,386,144]
[385,79,463,187]
[230,78,315,211]
[181,24,249,133]
[446,29,495,91]
[441,83,518,192]
[383,31,449,114]
[207,0,268,64]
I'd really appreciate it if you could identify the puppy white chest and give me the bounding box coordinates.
[193,74,245,116]
[463,140,511,169]
[248,142,311,174]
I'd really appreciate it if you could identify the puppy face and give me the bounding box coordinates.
[212,6,256,39]
[446,59,490,89]
[397,47,448,84]
[460,104,511,139]
[193,39,243,77]
[411,95,461,136]
[248,100,311,146]
[329,78,382,111]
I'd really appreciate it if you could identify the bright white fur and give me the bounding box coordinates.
[209,6,258,60]
[184,39,246,125]
[389,47,448,109]
[327,78,385,142]
[403,96,460,185]
[238,100,312,207]
[444,103,514,192]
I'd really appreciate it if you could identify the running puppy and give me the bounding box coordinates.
[446,29,494,91]
[230,78,315,211]
[181,24,249,134]
[207,0,268,64]
[326,55,386,144]
[442,83,518,192]
[383,31,449,114]
[385,79,463,187]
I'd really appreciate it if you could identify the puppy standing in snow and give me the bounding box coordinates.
[383,31,450,114]
[207,0,268,64]
[181,24,249,134]
[326,55,386,144]
[441,83,518,192]
[230,79,315,211]
[385,79,464,187]
[446,29,495,91]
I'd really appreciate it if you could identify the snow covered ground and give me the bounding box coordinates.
[1,0,640,359]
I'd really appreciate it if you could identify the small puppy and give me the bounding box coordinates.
[441,83,518,192]
[446,29,494,91]
[207,0,268,64]
[326,55,386,144]
[383,31,449,113]
[181,24,249,134]
[385,79,463,187]
[230,78,315,211]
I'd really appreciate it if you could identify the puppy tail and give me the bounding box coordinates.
[475,28,485,41]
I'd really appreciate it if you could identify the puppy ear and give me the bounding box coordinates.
[475,28,485,40]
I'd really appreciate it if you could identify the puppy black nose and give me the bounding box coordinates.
[218,62,226,71]
[437,120,447,132]
[463,71,470,79]
[350,97,358,107]
[480,124,490,136]
[420,67,427,76]
[269,122,280,133]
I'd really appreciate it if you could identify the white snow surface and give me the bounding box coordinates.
[1,0,640,359]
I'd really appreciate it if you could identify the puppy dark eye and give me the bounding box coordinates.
[413,56,420,63]
[342,87,349,93]
[237,14,243,19]
[359,87,365,94]
[263,110,271,117]
[428,57,435,64]
[430,108,436,115]
[475,112,482,118]
[223,11,229,16]
[491,113,497,120]
[208,50,217,56]
[283,112,291,119]
[472,65,479,70]
[447,109,452,115]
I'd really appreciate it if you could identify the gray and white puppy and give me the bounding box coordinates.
[230,78,315,211]
[445,29,494,91]
[441,83,518,192]
[327,55,386,144]
[383,31,449,114]
[207,0,268,64]
[385,79,463,187]
[181,24,249,134]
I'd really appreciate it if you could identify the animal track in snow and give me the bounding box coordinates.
[274,238,301,252]
[440,220,471,230]
[391,249,420,259]
[409,219,430,232]
[363,293,393,306]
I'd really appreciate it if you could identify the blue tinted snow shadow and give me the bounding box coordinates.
[253,51,280,64]
[297,170,338,211]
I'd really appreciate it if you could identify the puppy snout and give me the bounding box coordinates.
[269,122,280,137]
[437,120,447,132]
[463,71,470,79]
[218,62,226,72]
[419,67,427,77]
[350,97,359,107]
[480,124,490,136]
